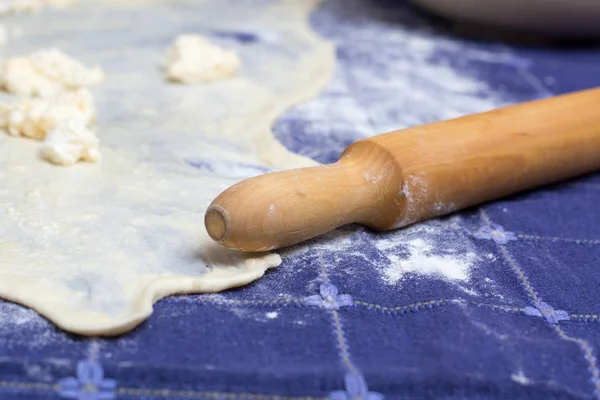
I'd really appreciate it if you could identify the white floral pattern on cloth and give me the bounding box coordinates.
[473,223,518,244]
[305,283,353,310]
[329,372,384,400]
[57,359,116,400]
[524,301,570,324]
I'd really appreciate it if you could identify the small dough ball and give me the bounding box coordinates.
[163,34,240,84]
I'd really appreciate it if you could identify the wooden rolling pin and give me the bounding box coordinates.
[205,87,600,252]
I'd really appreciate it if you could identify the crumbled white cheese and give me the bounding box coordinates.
[41,118,100,166]
[30,48,104,88]
[0,46,102,166]
[163,34,240,84]
[0,49,103,97]
[0,88,96,139]
[0,88,100,166]
[1,57,63,97]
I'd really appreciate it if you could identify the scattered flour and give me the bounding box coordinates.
[460,287,478,296]
[99,337,139,360]
[278,2,524,288]
[23,363,53,381]
[381,238,476,284]
[511,371,531,385]
[0,300,62,349]
[163,34,240,84]
[0,301,42,326]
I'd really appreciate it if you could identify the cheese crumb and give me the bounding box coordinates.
[41,118,100,166]
[0,49,103,97]
[163,34,239,84]
[30,49,103,88]
[0,88,96,140]
[0,89,100,166]
[0,46,102,166]
[0,57,62,97]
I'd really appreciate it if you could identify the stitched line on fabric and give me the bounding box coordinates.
[515,66,553,98]
[498,244,539,302]
[480,210,600,324]
[117,388,327,400]
[180,297,305,306]
[90,340,100,360]
[174,294,600,324]
[552,325,600,398]
[354,299,524,314]
[480,208,539,302]
[517,234,600,245]
[477,303,525,313]
[330,309,359,375]
[189,293,600,324]
[0,381,326,400]
[168,294,600,318]
[318,250,329,284]
[480,208,600,398]
[354,299,449,312]
[317,250,360,375]
[0,381,55,391]
[571,314,600,321]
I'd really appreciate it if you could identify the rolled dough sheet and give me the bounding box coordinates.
[0,0,334,335]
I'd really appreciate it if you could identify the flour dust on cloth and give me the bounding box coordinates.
[0,0,334,335]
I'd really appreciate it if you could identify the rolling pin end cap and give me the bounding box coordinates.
[205,205,230,243]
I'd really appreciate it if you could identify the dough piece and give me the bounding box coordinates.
[0,88,96,140]
[41,118,100,165]
[163,34,240,84]
[0,0,334,336]
[0,24,7,47]
[0,49,103,97]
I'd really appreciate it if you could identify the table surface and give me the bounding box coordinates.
[1,0,600,399]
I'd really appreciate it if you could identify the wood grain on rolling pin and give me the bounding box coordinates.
[206,87,600,252]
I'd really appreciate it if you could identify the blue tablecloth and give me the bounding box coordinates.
[2,0,600,399]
